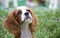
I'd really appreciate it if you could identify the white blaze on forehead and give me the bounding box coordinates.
[17,6,29,14]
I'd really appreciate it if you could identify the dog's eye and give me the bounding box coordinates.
[17,11,22,15]
[27,9,30,12]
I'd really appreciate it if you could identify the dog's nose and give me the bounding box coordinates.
[24,12,29,16]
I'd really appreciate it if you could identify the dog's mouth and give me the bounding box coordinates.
[21,17,32,25]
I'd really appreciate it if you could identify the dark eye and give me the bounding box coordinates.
[27,9,30,12]
[17,11,22,15]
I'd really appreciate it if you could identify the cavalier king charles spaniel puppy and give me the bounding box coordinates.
[3,6,38,38]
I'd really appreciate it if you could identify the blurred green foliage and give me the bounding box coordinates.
[34,9,60,38]
[0,9,14,38]
[0,9,60,38]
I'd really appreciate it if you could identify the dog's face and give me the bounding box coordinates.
[12,6,32,24]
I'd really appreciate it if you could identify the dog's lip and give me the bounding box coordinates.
[26,17,31,19]
[23,17,31,22]
[20,17,31,24]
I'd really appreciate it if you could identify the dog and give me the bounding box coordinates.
[3,6,38,38]
[49,0,58,10]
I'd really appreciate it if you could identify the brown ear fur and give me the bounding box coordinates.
[29,9,38,32]
[3,10,21,35]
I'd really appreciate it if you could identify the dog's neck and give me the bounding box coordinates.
[21,22,32,38]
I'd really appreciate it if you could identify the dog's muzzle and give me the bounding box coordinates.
[24,12,31,19]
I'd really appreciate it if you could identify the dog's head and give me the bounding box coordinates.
[17,6,32,22]
[8,6,34,25]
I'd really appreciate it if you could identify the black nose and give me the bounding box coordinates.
[24,12,29,16]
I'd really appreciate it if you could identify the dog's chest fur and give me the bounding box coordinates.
[21,23,32,38]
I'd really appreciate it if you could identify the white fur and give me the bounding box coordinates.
[17,6,32,22]
[21,15,32,38]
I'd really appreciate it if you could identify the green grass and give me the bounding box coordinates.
[0,9,14,38]
[0,9,60,38]
[34,10,60,38]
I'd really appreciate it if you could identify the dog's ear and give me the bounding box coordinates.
[29,9,38,32]
[3,9,21,34]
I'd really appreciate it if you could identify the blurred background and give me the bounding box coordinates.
[0,0,60,38]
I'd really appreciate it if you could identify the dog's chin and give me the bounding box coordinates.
[25,18,32,23]
[21,17,32,24]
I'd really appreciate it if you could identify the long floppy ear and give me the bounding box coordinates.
[3,10,21,34]
[29,9,38,32]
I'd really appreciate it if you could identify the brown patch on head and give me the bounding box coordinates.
[11,9,22,24]
[16,9,22,15]
[26,9,32,16]
[26,9,31,13]
[14,9,22,24]
[26,8,38,32]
